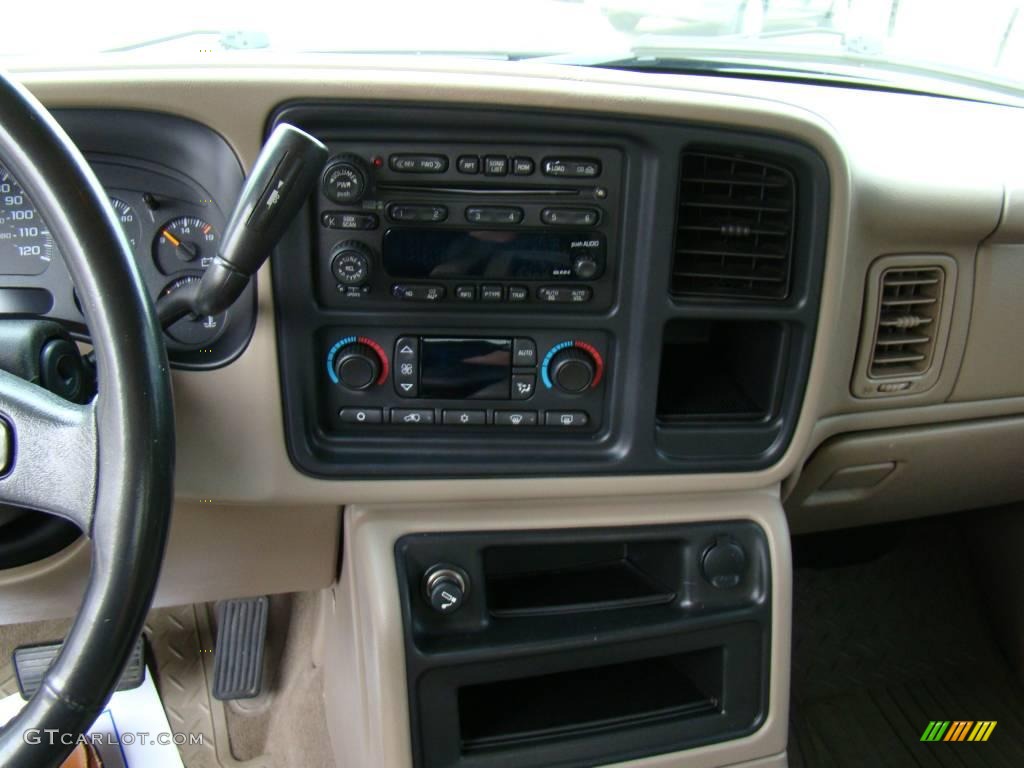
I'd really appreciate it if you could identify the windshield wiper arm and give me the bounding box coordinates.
[104,30,269,53]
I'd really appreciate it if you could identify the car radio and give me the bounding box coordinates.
[313,142,623,311]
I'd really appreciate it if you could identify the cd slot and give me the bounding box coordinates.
[376,183,582,197]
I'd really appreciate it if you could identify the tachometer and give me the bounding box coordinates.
[0,163,56,276]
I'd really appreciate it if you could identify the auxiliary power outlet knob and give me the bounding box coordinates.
[701,536,748,589]
[423,565,469,615]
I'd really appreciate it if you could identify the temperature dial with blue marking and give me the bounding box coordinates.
[542,341,605,393]
[327,336,389,391]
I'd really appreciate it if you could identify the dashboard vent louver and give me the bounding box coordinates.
[868,267,945,378]
[674,151,796,300]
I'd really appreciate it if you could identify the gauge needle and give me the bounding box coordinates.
[163,229,199,261]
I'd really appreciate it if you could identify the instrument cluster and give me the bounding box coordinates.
[0,109,254,369]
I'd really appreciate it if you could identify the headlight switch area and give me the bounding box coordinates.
[395,521,771,768]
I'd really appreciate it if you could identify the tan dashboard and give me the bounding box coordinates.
[10,59,1020,510]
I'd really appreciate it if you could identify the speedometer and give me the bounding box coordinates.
[0,162,55,276]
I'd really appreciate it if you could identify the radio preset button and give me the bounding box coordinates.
[512,157,535,175]
[387,203,448,223]
[507,285,529,302]
[541,207,600,226]
[545,411,590,428]
[480,285,504,302]
[443,410,486,426]
[465,206,523,225]
[537,286,593,304]
[392,284,445,302]
[394,336,419,398]
[389,154,449,173]
[322,212,379,230]
[512,374,537,400]
[391,409,435,425]
[455,285,477,301]
[339,407,383,425]
[495,410,538,427]
[456,155,480,174]
[542,157,602,178]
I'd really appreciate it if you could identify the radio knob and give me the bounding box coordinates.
[331,241,373,286]
[334,343,382,391]
[572,254,600,280]
[322,154,370,204]
[549,347,597,394]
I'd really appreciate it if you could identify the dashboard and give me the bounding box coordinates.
[0,59,1021,509]
[2,98,830,480]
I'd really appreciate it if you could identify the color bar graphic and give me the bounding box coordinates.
[921,720,996,742]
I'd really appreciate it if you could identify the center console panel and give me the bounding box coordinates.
[270,103,829,478]
[396,522,771,768]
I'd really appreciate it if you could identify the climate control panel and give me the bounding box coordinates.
[320,329,609,433]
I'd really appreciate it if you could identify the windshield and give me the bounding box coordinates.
[4,1,1023,96]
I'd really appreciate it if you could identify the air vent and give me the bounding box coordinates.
[674,151,796,300]
[869,267,945,378]
[852,255,957,399]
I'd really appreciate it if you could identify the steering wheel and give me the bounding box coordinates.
[0,73,174,767]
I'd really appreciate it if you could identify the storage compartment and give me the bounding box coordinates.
[458,648,722,752]
[397,524,772,768]
[657,319,785,422]
[484,540,679,617]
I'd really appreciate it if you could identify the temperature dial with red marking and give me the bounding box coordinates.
[326,336,389,391]
[542,341,605,393]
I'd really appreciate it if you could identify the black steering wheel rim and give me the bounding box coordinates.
[0,72,174,767]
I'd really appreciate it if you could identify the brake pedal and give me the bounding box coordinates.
[14,636,145,700]
[212,596,269,701]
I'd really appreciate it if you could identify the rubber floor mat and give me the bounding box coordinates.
[789,520,1024,767]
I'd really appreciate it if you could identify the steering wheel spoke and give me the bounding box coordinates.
[0,368,97,534]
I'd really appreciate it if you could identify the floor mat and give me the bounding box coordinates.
[145,604,271,768]
[789,520,1024,767]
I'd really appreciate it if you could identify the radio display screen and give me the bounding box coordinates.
[382,229,603,280]
[420,337,512,400]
